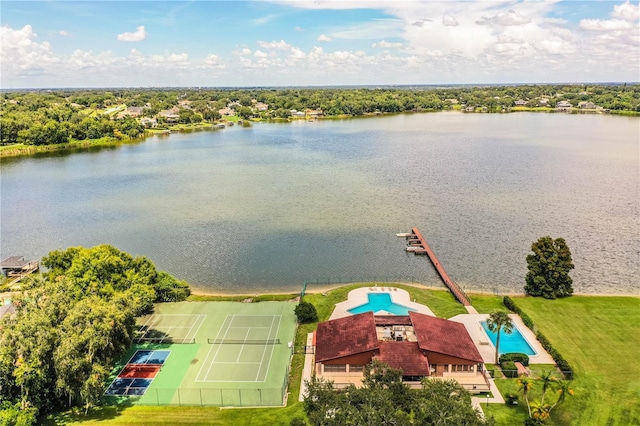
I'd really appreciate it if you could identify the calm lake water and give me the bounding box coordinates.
[1,112,638,295]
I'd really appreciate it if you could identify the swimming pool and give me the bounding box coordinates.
[348,293,417,315]
[480,321,537,356]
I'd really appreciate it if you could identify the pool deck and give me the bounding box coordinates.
[450,313,554,364]
[329,286,435,320]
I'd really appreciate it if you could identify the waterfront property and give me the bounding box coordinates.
[313,310,490,393]
[0,256,39,278]
[480,320,537,356]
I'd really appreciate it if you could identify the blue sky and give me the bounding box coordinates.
[1,1,638,88]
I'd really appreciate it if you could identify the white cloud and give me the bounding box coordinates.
[1,25,59,77]
[289,47,306,60]
[442,15,459,27]
[257,40,291,49]
[203,53,225,69]
[59,30,71,36]
[612,1,640,21]
[331,19,403,39]
[371,40,403,49]
[295,26,304,32]
[117,26,146,42]
[580,18,634,31]
[317,34,332,42]
[254,50,268,58]
[477,10,531,26]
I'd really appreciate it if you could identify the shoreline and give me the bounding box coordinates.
[188,282,639,299]
[3,108,637,159]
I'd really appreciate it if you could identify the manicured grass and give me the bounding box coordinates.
[43,404,306,425]
[468,293,510,314]
[188,293,298,302]
[44,286,639,426]
[472,294,640,425]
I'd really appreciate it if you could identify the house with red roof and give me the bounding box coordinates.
[313,311,489,392]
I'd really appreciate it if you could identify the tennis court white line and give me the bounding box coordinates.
[138,314,155,331]
[234,329,251,363]
[255,316,275,381]
[185,314,207,341]
[195,315,234,382]
[256,315,280,381]
[196,314,284,383]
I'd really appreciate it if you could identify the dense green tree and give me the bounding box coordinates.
[487,310,514,364]
[525,236,574,299]
[0,245,188,424]
[303,361,489,426]
[294,302,318,323]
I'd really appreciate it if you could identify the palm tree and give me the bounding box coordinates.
[486,310,514,364]
[530,401,552,422]
[538,370,556,405]
[549,379,574,413]
[517,375,535,418]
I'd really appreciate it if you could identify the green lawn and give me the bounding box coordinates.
[472,294,640,425]
[44,287,639,426]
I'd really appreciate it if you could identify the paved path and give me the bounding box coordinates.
[299,332,315,401]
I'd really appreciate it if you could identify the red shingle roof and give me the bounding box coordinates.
[375,341,430,376]
[315,312,378,362]
[409,312,483,363]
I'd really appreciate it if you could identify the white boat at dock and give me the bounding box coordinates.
[396,232,413,237]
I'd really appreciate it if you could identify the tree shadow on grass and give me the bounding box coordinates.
[42,397,136,425]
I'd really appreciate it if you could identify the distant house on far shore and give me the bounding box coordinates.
[1,256,39,277]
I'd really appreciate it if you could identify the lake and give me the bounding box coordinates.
[1,112,638,295]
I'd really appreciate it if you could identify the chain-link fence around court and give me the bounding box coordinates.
[136,386,287,406]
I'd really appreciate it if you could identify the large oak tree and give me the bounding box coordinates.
[525,236,574,299]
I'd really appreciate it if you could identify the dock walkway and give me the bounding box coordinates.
[402,228,472,306]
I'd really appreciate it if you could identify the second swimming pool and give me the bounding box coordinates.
[480,321,537,356]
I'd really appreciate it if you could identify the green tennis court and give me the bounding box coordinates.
[109,300,297,407]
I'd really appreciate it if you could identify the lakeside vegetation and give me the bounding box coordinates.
[28,280,637,426]
[0,245,190,424]
[2,83,639,157]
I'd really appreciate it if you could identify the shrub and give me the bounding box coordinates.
[499,353,530,367]
[295,301,318,323]
[500,360,518,378]
[505,393,519,406]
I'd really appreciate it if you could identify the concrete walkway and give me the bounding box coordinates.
[471,373,505,417]
[299,332,315,401]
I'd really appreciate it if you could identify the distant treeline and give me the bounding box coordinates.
[1,84,639,146]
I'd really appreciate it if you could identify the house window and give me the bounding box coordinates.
[349,365,365,373]
[324,364,347,373]
[452,364,471,372]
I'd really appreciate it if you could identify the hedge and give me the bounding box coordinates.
[503,296,535,330]
[499,352,530,367]
[503,296,574,380]
[500,360,519,378]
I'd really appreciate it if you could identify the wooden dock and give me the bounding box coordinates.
[402,228,471,306]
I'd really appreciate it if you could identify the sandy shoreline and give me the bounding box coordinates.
[188,283,639,298]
